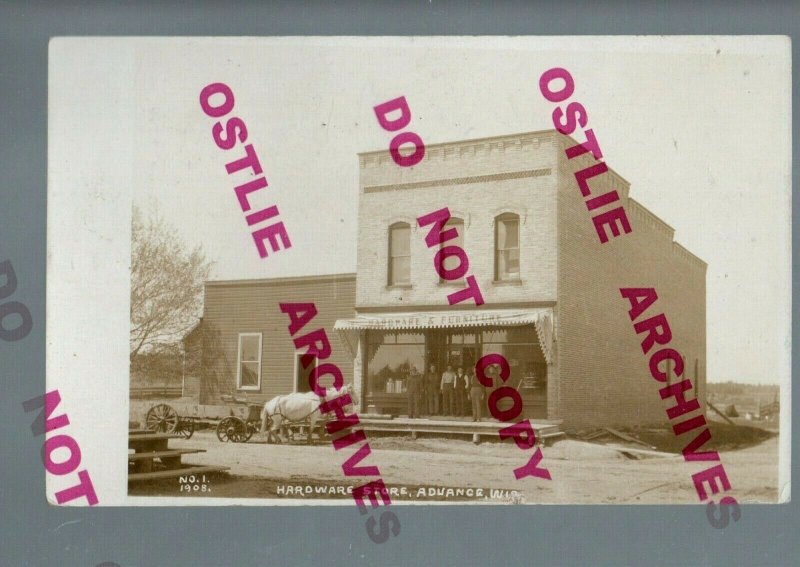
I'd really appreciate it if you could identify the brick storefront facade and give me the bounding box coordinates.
[186,129,706,428]
[348,129,706,426]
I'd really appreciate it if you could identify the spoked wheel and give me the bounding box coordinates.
[175,417,195,439]
[145,403,179,433]
[243,422,256,442]
[216,417,248,442]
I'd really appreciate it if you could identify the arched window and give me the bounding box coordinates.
[388,222,411,285]
[495,213,520,281]
[439,217,464,282]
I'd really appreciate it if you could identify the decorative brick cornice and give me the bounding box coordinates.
[363,168,552,194]
[359,129,556,164]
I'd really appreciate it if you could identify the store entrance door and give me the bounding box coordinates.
[444,346,477,373]
[426,331,479,375]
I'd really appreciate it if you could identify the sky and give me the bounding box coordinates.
[126,37,791,385]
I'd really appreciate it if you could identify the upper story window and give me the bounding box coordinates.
[237,333,262,390]
[495,213,520,281]
[388,222,411,285]
[439,217,464,282]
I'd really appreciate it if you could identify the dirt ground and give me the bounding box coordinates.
[129,427,781,504]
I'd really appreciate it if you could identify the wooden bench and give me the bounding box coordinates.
[128,430,229,483]
[128,449,207,473]
[129,432,185,454]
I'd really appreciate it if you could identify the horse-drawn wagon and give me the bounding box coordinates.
[143,398,262,443]
[140,387,353,445]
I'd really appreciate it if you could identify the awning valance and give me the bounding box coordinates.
[334,308,554,362]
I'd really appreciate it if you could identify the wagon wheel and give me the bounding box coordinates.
[216,417,248,443]
[175,417,195,439]
[216,417,236,442]
[242,422,256,442]
[232,418,251,443]
[145,403,179,433]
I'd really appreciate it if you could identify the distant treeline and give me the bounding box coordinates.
[130,349,183,386]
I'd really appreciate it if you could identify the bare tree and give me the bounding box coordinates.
[130,205,213,363]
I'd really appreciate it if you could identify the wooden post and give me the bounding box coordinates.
[682,355,687,389]
[695,358,700,401]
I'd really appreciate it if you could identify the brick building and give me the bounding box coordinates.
[185,129,706,427]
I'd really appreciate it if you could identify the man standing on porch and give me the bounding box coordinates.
[407,366,424,418]
[425,364,439,416]
[468,368,484,422]
[441,365,456,416]
[454,366,467,417]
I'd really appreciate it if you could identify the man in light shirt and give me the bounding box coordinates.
[440,365,456,416]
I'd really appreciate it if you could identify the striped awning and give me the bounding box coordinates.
[334,308,554,362]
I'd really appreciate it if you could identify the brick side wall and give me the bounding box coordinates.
[197,275,356,405]
[555,134,707,427]
[357,132,559,310]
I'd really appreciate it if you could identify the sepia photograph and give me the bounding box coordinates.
[46,37,790,512]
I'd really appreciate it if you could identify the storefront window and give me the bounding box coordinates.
[367,331,425,394]
[365,326,545,398]
[482,326,545,391]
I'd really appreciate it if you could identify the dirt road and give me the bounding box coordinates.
[130,431,779,504]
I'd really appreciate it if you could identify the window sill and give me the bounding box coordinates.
[492,278,524,285]
[237,386,261,391]
[437,280,466,287]
[386,283,413,290]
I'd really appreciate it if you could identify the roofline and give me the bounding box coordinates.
[357,128,633,188]
[206,272,356,287]
[628,197,676,234]
[358,128,558,157]
[672,242,708,267]
[181,317,205,342]
[628,197,706,267]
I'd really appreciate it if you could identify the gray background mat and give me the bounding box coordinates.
[1,1,797,565]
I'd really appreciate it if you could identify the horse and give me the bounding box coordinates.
[259,384,355,444]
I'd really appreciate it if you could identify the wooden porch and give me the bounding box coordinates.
[358,415,564,445]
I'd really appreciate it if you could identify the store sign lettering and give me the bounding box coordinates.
[370,313,508,329]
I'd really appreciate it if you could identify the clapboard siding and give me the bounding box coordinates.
[195,274,356,405]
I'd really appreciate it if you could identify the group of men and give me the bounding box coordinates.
[406,364,486,421]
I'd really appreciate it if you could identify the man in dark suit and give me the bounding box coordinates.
[454,366,467,417]
[406,367,423,418]
[425,364,439,416]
